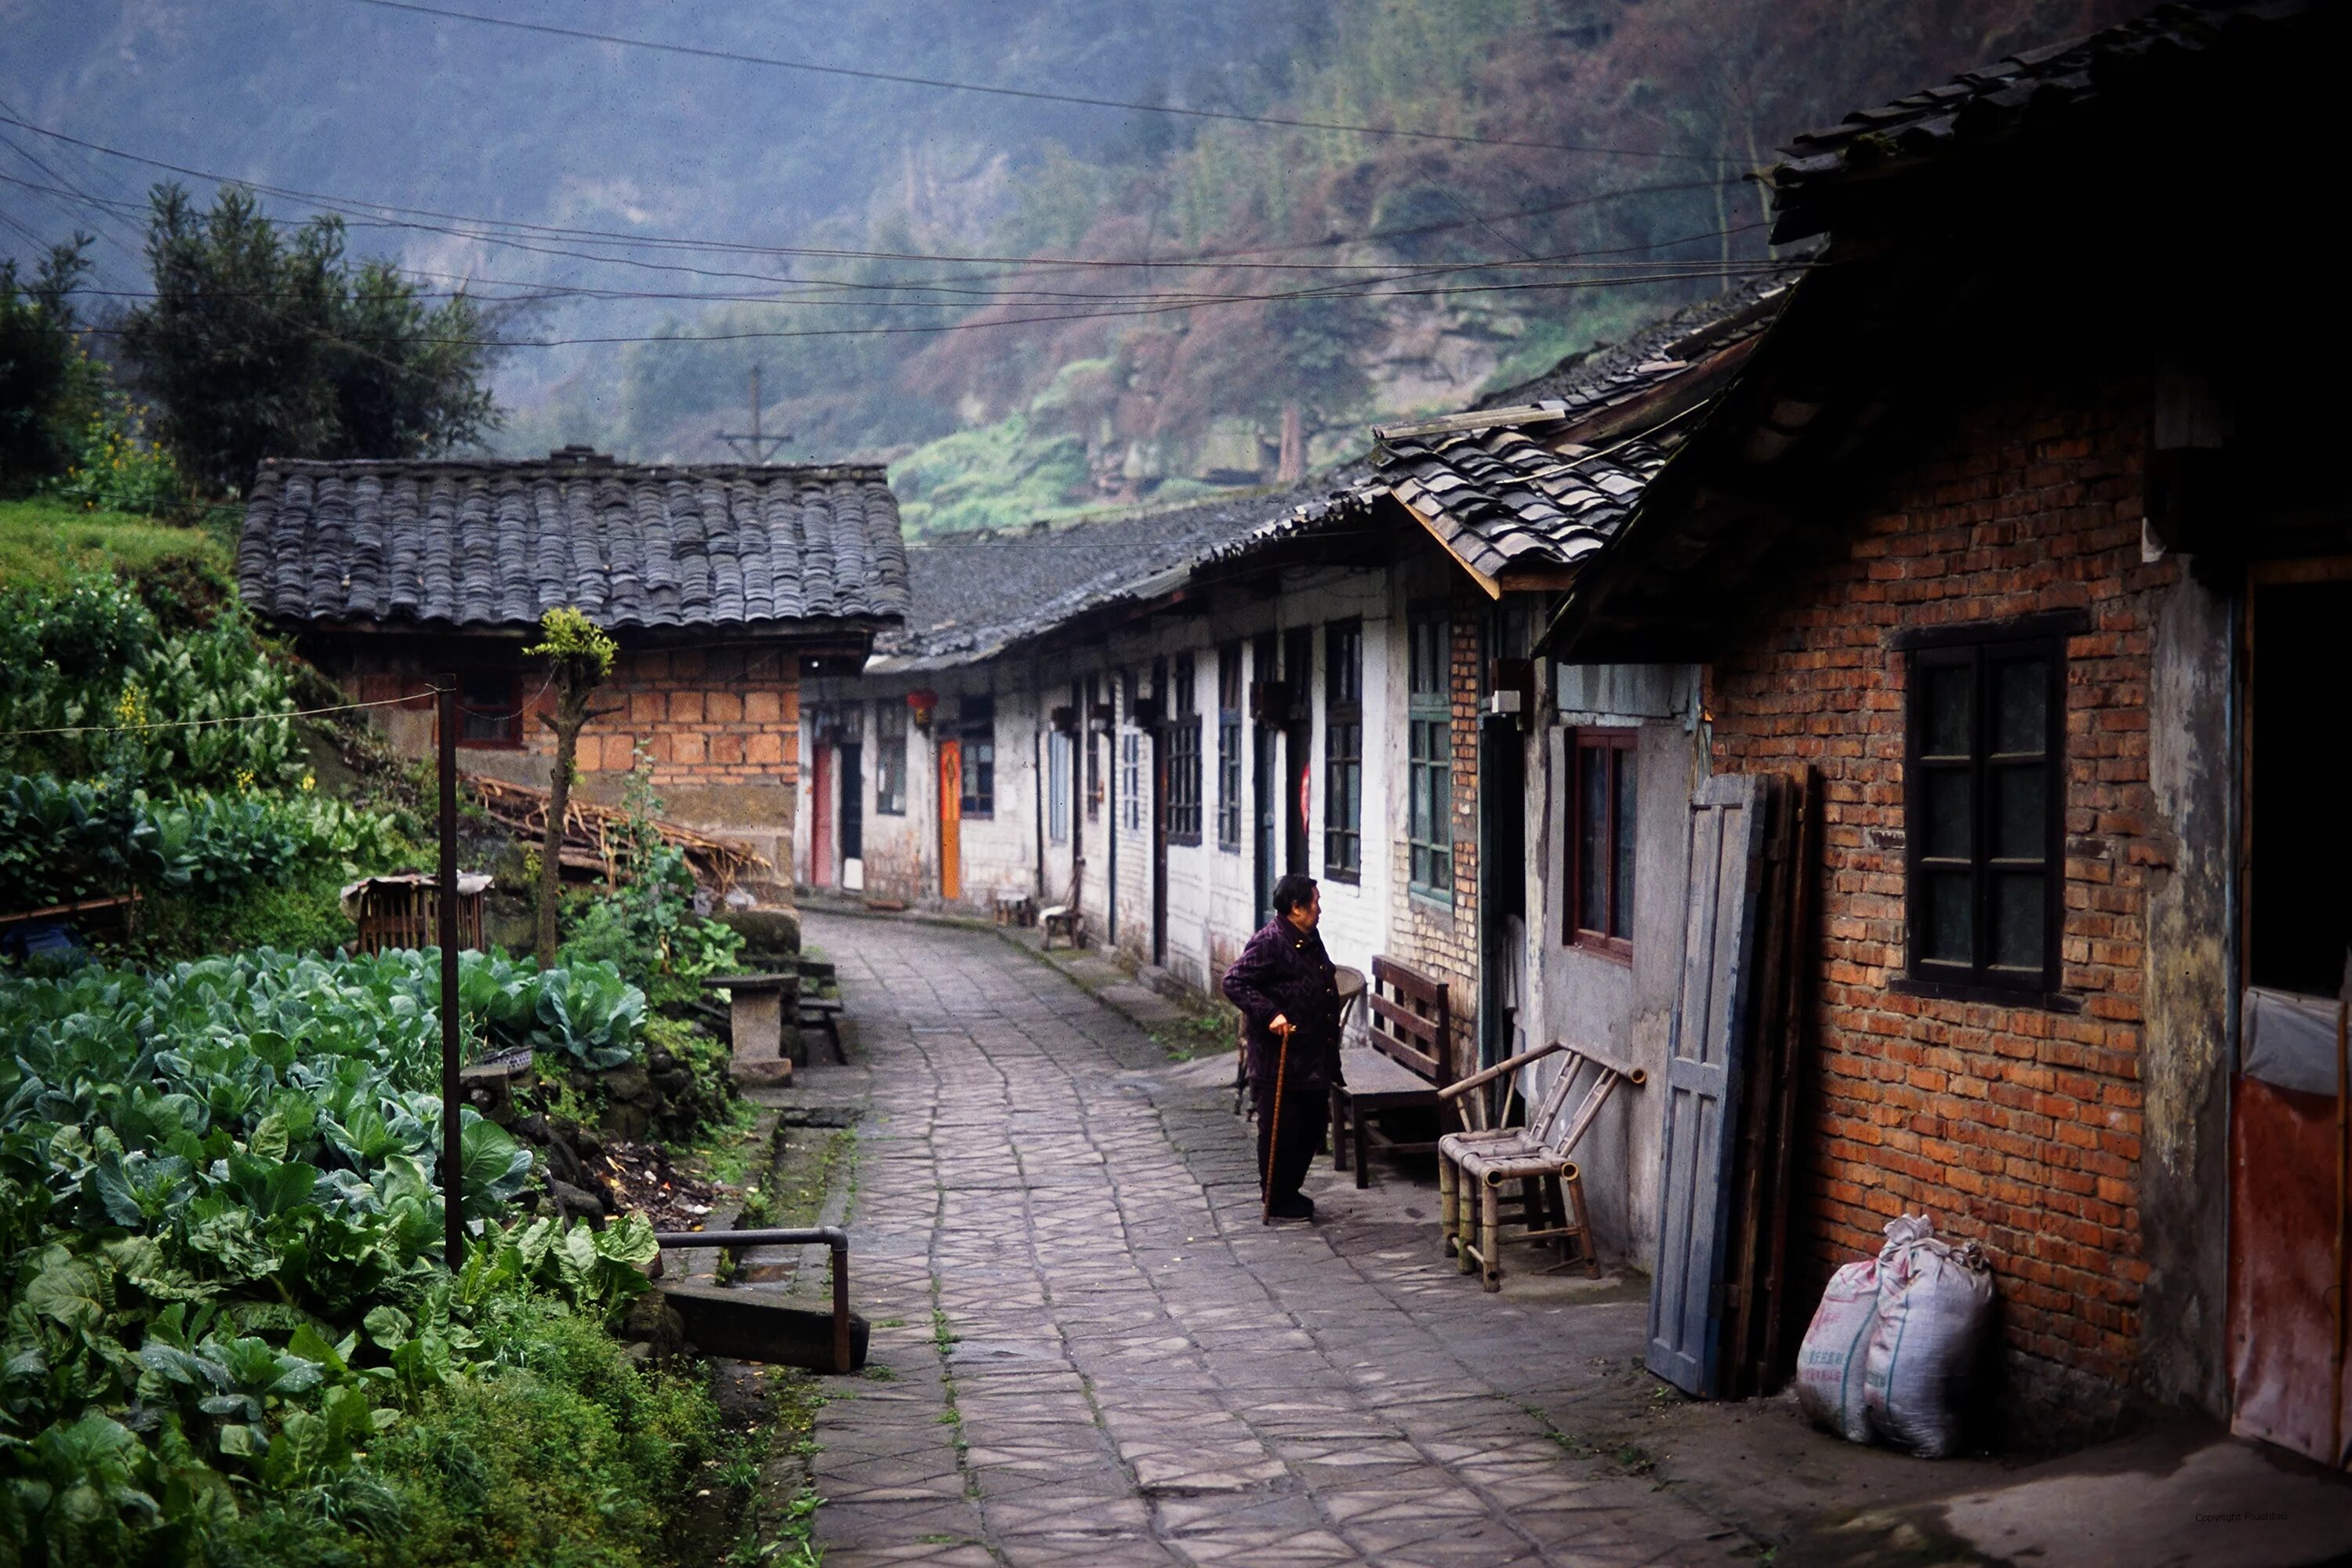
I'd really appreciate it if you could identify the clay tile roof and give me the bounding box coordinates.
[880,466,1372,669]
[1764,0,2323,242]
[238,452,908,632]
[1362,274,1798,583]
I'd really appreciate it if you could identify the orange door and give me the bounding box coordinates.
[937,738,963,903]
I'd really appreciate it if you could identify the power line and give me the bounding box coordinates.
[0,690,438,741]
[339,0,1735,166]
[72,259,1793,350]
[0,114,1746,289]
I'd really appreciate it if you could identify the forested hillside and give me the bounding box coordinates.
[5,0,2136,532]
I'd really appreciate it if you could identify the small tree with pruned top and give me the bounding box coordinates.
[524,606,617,961]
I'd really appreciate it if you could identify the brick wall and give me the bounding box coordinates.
[1704,381,2160,1388]
[332,640,800,883]
[1386,581,1484,1074]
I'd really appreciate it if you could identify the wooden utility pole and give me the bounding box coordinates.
[717,365,791,463]
[437,670,464,1271]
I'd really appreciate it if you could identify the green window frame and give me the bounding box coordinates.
[1407,615,1453,901]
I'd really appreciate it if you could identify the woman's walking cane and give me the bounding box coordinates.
[1261,1018,1294,1225]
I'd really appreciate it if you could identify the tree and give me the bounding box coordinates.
[0,235,96,486]
[118,183,503,495]
[523,606,618,962]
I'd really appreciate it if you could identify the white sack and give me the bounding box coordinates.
[1795,1258,1879,1444]
[1863,1214,1995,1458]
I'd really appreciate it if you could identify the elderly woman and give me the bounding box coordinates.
[1220,873,1341,1221]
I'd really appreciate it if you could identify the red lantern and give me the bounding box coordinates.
[906,688,938,730]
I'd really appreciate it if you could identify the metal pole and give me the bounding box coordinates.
[438,671,464,1272]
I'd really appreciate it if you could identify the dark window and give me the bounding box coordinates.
[874,702,907,815]
[1569,728,1638,955]
[459,670,522,746]
[1324,620,1362,881]
[1216,644,1243,851]
[1164,655,1203,844]
[1121,731,1142,832]
[1084,675,1103,823]
[1905,632,2063,993]
[1408,615,1453,899]
[960,695,996,818]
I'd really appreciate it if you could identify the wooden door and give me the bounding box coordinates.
[809,742,834,888]
[1648,771,1772,1396]
[938,739,963,904]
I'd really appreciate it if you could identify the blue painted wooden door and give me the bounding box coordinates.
[1647,771,1772,1396]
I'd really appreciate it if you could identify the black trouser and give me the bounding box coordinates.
[1252,1065,1324,1206]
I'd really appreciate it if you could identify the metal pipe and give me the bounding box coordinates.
[652,1227,853,1374]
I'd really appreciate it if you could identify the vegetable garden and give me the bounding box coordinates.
[1,557,779,1566]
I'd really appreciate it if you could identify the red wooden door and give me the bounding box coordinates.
[938,739,963,904]
[809,743,833,888]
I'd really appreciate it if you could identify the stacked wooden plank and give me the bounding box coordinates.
[466,774,769,893]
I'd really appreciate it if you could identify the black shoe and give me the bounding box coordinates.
[1268,1193,1314,1221]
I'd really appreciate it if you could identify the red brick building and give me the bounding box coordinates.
[239,450,906,892]
[1547,1,2348,1450]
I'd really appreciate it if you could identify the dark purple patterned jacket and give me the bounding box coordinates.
[1220,916,1344,1091]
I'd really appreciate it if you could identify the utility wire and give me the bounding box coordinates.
[339,0,1736,166]
[70,260,1794,350]
[0,114,1745,284]
[0,690,441,742]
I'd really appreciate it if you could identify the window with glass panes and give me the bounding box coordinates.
[1323,620,1362,880]
[1166,655,1202,844]
[1215,644,1243,851]
[874,701,908,815]
[1904,630,2065,993]
[1047,730,1071,844]
[1407,615,1453,898]
[1121,731,1142,831]
[1568,729,1637,955]
[959,695,995,818]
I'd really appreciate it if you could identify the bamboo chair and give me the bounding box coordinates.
[1436,1041,1645,1291]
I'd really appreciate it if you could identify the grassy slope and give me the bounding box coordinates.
[0,496,229,585]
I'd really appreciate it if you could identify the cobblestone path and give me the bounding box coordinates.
[808,915,1748,1568]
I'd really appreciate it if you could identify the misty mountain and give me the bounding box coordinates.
[2,0,2134,531]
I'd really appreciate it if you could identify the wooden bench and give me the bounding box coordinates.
[1329,956,1454,1189]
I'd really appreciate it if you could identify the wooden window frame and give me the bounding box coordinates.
[873,701,908,816]
[1896,617,2072,1004]
[1166,654,1203,846]
[1406,613,1454,903]
[1215,643,1243,851]
[458,670,524,749]
[1566,727,1639,960]
[1323,619,1363,883]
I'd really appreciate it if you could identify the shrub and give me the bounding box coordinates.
[42,396,192,518]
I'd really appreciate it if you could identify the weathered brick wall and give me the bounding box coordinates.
[1704,381,2160,1390]
[335,641,800,884]
[1385,582,1483,1074]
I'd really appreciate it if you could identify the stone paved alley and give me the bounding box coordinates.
[787,913,2352,1568]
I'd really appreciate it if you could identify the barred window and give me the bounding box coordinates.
[1216,644,1243,851]
[1165,655,1202,845]
[1323,620,1362,881]
[1407,615,1453,900]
